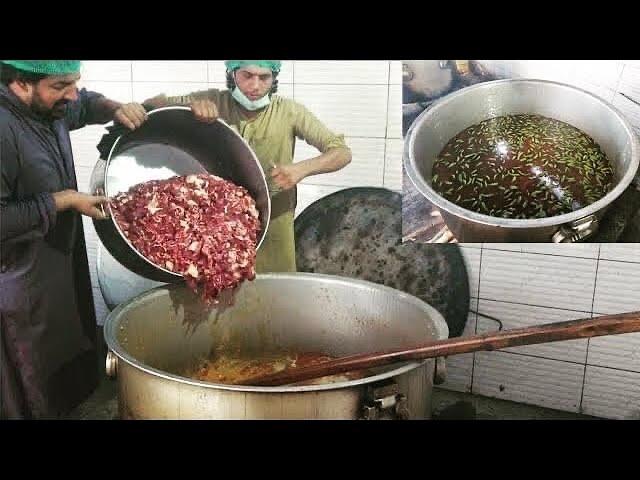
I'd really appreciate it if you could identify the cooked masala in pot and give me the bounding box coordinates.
[182,347,369,386]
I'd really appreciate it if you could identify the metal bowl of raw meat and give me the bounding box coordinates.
[404,79,640,242]
[90,106,270,283]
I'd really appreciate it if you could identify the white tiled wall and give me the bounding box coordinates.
[473,350,586,412]
[582,366,640,419]
[449,242,640,419]
[384,138,403,191]
[439,311,476,393]
[70,61,402,327]
[478,60,625,105]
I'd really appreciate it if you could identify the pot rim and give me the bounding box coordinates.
[103,272,450,393]
[404,78,640,229]
[103,106,271,279]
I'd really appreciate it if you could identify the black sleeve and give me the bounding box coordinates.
[0,123,57,244]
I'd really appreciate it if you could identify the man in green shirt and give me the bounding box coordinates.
[144,60,352,273]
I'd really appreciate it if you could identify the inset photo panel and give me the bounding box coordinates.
[402,60,640,243]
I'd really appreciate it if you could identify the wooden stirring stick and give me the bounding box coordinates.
[236,311,640,387]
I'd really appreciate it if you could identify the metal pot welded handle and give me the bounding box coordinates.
[361,379,411,420]
[552,214,599,243]
[106,351,118,379]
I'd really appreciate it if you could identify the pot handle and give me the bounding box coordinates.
[433,357,447,385]
[361,379,411,420]
[552,214,598,243]
[105,350,118,379]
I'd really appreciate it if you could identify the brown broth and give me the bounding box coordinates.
[431,114,614,218]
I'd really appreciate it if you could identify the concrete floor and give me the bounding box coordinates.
[430,388,596,420]
[68,375,118,420]
[66,373,597,420]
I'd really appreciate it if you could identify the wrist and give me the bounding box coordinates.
[100,98,123,120]
[53,190,76,211]
[293,162,309,182]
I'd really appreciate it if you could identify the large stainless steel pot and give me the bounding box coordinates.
[90,106,270,283]
[103,273,449,420]
[404,79,640,242]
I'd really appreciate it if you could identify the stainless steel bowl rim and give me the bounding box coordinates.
[103,272,449,393]
[103,106,271,278]
[404,78,640,228]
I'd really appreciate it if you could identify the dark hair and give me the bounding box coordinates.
[0,63,47,87]
[226,69,279,95]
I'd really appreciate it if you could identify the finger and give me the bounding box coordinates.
[90,206,107,219]
[121,116,137,130]
[207,102,217,122]
[131,105,147,126]
[274,177,288,188]
[117,111,136,130]
[204,102,214,121]
[134,103,148,118]
[193,103,206,120]
[199,103,210,121]
[126,105,145,128]
[76,202,102,219]
[90,195,109,205]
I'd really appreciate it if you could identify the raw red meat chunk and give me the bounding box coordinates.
[110,174,261,304]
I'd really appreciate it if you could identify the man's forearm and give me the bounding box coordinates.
[297,147,352,179]
[142,94,169,109]
[90,96,123,123]
[52,190,77,211]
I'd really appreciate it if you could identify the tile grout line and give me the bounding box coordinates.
[478,297,592,315]
[470,247,484,394]
[480,247,602,261]
[476,297,597,315]
[129,62,134,102]
[614,62,626,97]
[381,67,391,187]
[382,60,393,187]
[478,348,589,368]
[481,348,640,376]
[581,243,602,412]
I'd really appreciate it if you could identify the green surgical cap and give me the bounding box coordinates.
[1,60,82,75]
[224,60,281,73]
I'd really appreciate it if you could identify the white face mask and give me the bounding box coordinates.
[231,86,271,111]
